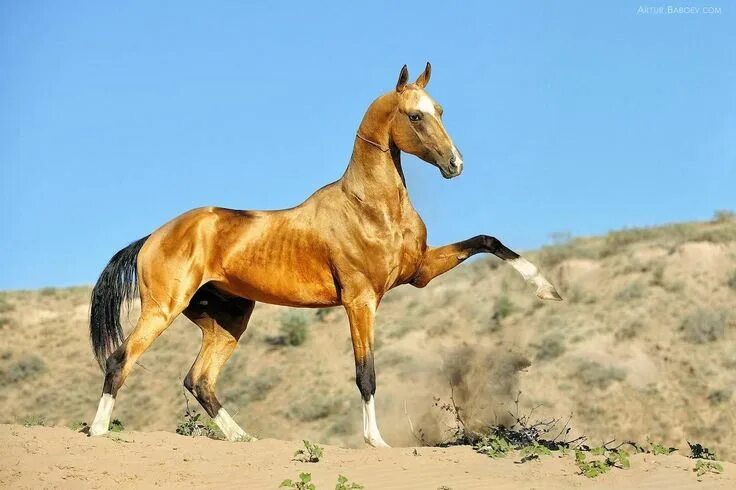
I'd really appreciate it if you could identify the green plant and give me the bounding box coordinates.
[70,421,88,432]
[694,460,723,477]
[268,311,309,346]
[22,415,47,427]
[109,418,125,432]
[648,438,677,456]
[280,472,315,490]
[688,441,717,460]
[680,310,727,344]
[176,404,223,439]
[39,287,57,297]
[575,448,630,478]
[519,442,553,462]
[335,474,364,490]
[294,440,324,463]
[474,433,512,458]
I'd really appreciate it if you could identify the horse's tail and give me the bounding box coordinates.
[90,235,150,371]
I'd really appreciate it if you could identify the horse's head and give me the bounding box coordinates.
[391,63,463,179]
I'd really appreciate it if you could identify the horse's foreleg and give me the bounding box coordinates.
[344,297,390,448]
[410,235,562,300]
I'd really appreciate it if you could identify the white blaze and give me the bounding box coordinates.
[89,393,115,436]
[416,94,436,115]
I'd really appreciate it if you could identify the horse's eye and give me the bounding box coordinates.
[408,113,422,122]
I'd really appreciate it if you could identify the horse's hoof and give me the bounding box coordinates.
[88,425,108,437]
[233,433,258,442]
[365,437,391,448]
[537,285,562,301]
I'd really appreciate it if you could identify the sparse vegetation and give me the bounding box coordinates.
[268,311,309,346]
[294,440,324,463]
[0,296,14,313]
[280,472,316,490]
[335,474,364,490]
[288,395,341,422]
[244,369,281,402]
[680,309,728,344]
[70,421,88,432]
[575,447,630,478]
[577,361,626,389]
[615,282,644,301]
[22,415,47,427]
[536,335,565,361]
[176,395,223,439]
[727,270,736,291]
[0,354,46,384]
[707,388,732,405]
[491,295,513,324]
[694,460,723,477]
[39,287,57,297]
[614,319,642,341]
[109,418,125,432]
[647,438,677,456]
[688,441,717,460]
[688,441,723,478]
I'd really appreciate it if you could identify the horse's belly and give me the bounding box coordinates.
[216,260,339,307]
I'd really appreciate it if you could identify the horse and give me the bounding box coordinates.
[88,63,561,447]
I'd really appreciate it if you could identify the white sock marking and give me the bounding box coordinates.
[213,408,252,441]
[362,396,389,447]
[89,394,115,436]
[508,257,555,292]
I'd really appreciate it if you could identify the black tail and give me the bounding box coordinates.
[90,236,150,370]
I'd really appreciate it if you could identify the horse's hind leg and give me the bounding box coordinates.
[89,275,199,436]
[183,287,255,441]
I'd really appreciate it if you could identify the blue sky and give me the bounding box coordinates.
[1,1,734,289]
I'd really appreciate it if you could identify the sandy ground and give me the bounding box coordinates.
[0,425,733,489]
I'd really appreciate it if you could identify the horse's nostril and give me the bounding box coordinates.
[449,156,458,169]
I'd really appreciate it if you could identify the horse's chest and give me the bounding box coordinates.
[384,215,426,286]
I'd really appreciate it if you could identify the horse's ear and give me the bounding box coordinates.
[396,65,409,92]
[415,62,431,88]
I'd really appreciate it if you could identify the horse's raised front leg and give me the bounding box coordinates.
[410,235,562,300]
[343,296,390,448]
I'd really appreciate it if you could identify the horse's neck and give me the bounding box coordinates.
[340,93,409,212]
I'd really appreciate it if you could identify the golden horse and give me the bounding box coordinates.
[88,64,561,446]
